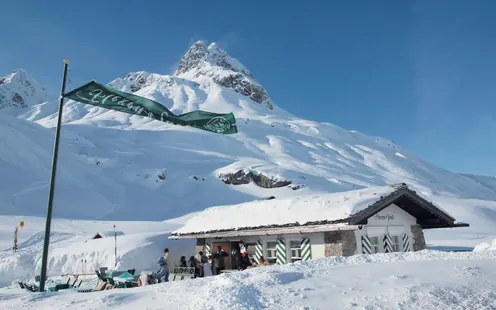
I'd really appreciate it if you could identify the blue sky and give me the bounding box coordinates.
[1,0,495,176]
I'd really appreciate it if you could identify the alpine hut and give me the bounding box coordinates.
[169,184,469,267]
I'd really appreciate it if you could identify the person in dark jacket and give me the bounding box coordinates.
[212,245,229,275]
[239,243,250,270]
[240,252,251,270]
[231,244,242,270]
[188,256,197,268]
[198,251,208,264]
[188,256,199,277]
[179,256,187,267]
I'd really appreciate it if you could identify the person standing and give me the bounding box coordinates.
[231,244,241,270]
[212,245,228,275]
[179,256,187,267]
[163,248,175,282]
[196,251,210,277]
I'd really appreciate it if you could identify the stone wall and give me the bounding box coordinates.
[324,230,357,257]
[195,238,205,254]
[411,224,426,251]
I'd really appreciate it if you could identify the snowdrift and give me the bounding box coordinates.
[473,238,496,252]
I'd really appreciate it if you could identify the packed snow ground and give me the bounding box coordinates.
[0,250,495,310]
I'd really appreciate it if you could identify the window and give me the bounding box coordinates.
[266,241,277,264]
[290,240,302,263]
[369,236,380,253]
[391,235,401,252]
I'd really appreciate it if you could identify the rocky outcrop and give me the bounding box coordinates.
[212,74,272,109]
[129,74,147,92]
[175,41,273,110]
[1,93,26,108]
[218,169,252,185]
[218,169,292,189]
[251,172,291,188]
[290,184,304,191]
[110,72,176,93]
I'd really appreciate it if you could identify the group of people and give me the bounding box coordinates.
[144,244,270,284]
[176,245,230,277]
[198,243,269,275]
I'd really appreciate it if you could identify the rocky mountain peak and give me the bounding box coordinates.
[174,41,273,110]
[0,69,48,109]
[175,41,251,77]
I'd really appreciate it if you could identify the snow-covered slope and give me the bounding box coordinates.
[0,41,496,219]
[3,40,496,219]
[461,173,496,193]
[5,42,496,212]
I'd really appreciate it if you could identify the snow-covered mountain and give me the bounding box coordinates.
[1,40,496,290]
[175,41,273,110]
[2,40,496,224]
[0,69,48,109]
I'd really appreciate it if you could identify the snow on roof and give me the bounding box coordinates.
[172,185,397,236]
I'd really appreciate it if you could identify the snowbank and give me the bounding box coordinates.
[1,250,495,309]
[473,238,496,252]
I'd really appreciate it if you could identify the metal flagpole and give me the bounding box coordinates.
[114,224,117,267]
[13,227,18,253]
[39,59,70,292]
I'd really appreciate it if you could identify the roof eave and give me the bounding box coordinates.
[422,222,470,229]
[169,223,361,239]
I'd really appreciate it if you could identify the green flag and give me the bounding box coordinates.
[63,81,238,134]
